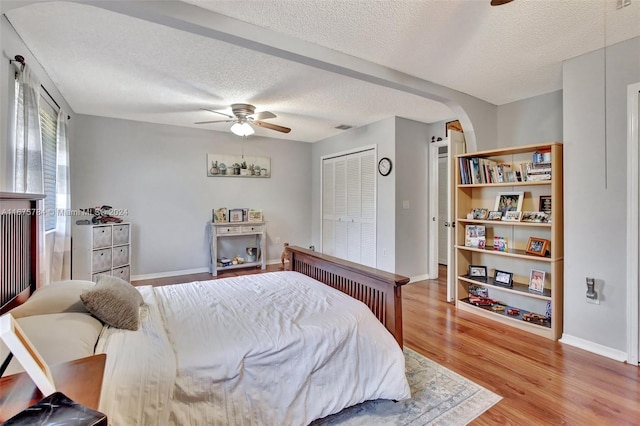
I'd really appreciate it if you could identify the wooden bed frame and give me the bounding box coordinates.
[286,246,409,347]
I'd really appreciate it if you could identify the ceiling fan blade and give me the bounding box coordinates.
[200,107,234,119]
[251,111,277,120]
[254,120,291,133]
[194,119,237,124]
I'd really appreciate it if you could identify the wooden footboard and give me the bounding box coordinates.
[286,246,409,348]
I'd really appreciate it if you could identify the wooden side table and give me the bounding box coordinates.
[0,354,106,422]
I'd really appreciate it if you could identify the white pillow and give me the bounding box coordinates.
[9,280,95,319]
[0,312,104,376]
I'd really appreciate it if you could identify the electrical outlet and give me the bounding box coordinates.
[275,237,281,245]
[586,297,600,305]
[402,200,410,209]
[383,248,387,257]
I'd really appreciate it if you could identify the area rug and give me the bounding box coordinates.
[313,347,501,425]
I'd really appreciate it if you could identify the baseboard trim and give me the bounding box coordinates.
[560,334,628,362]
[131,267,210,281]
[409,274,431,283]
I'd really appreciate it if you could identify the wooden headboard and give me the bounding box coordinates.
[0,192,44,315]
[286,246,409,348]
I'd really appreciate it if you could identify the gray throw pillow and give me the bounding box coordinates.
[80,275,143,330]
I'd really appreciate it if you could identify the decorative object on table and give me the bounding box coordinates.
[521,211,549,223]
[207,154,271,178]
[0,313,56,396]
[281,242,290,267]
[1,392,107,426]
[248,209,263,222]
[246,247,258,262]
[468,265,487,280]
[213,208,228,223]
[487,211,503,221]
[529,269,546,293]
[493,236,508,252]
[80,205,123,224]
[229,209,243,223]
[472,208,489,220]
[493,270,513,288]
[539,195,552,214]
[241,208,249,222]
[377,157,392,176]
[465,225,485,248]
[525,237,550,257]
[445,119,463,135]
[502,210,522,222]
[494,191,524,214]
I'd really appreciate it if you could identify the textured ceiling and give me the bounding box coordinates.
[4,0,639,142]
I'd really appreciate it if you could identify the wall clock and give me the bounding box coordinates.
[378,157,392,176]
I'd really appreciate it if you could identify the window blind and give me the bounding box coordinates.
[39,98,58,231]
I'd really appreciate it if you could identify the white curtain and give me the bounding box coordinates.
[14,64,43,193]
[50,111,71,282]
[14,64,47,286]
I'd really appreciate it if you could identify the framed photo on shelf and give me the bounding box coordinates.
[526,237,550,256]
[248,209,263,222]
[229,209,243,222]
[493,269,514,288]
[468,265,487,280]
[529,269,546,293]
[213,207,228,223]
[487,211,503,221]
[494,191,524,214]
[465,225,486,248]
[521,211,549,223]
[472,208,489,220]
[539,195,552,214]
[502,211,522,222]
[493,236,508,252]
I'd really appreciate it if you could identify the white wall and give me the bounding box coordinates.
[72,115,312,277]
[563,37,640,353]
[311,117,396,272]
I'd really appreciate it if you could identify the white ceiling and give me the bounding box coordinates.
[4,0,639,142]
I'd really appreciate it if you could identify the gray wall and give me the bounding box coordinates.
[563,37,640,352]
[72,115,312,277]
[497,90,563,148]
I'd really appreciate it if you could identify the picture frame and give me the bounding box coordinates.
[526,237,550,256]
[213,207,228,223]
[468,265,487,280]
[493,269,514,288]
[248,209,263,222]
[494,191,524,214]
[0,313,56,396]
[445,119,463,136]
[539,195,552,214]
[229,209,243,222]
[472,208,489,220]
[487,211,503,221]
[502,210,522,222]
[529,269,546,293]
[521,211,549,223]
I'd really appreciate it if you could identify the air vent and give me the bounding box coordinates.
[335,124,353,130]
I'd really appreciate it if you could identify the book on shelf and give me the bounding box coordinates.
[465,225,486,249]
[533,149,552,163]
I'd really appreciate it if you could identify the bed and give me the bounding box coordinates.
[0,194,411,424]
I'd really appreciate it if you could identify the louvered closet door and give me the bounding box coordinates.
[322,149,376,267]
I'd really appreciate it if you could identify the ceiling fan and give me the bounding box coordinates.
[195,103,291,136]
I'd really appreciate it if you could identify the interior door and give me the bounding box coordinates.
[447,130,466,302]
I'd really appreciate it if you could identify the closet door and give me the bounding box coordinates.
[322,149,376,267]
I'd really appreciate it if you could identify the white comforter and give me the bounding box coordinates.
[99,271,410,425]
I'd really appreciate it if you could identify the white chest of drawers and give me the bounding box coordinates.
[72,222,131,282]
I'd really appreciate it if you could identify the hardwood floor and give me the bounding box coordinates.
[133,264,640,424]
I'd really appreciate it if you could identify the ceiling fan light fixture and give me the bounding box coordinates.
[230,122,254,136]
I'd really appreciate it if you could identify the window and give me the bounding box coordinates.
[14,81,58,231]
[40,98,58,231]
